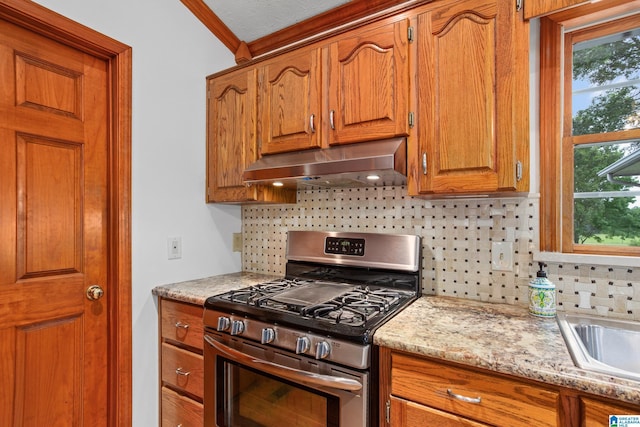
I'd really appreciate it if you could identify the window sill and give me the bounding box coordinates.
[533,251,640,268]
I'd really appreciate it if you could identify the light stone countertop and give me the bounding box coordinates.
[151,271,279,305]
[374,296,640,406]
[152,275,640,406]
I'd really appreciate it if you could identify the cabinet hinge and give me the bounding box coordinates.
[385,400,391,424]
[408,26,414,43]
[408,111,415,128]
[516,160,523,182]
[516,0,523,11]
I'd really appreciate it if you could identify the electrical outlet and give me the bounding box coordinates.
[232,233,242,252]
[491,241,513,271]
[167,236,182,260]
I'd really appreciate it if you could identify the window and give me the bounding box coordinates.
[540,2,640,256]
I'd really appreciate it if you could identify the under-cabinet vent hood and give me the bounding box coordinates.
[243,138,407,189]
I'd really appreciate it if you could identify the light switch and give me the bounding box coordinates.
[491,241,513,271]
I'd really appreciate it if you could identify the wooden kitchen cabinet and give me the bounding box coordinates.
[206,67,295,203]
[581,396,640,427]
[380,348,559,427]
[258,47,322,154]
[257,17,411,155]
[326,18,410,146]
[524,0,591,19]
[159,298,205,426]
[408,0,529,196]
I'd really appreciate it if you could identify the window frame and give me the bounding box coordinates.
[540,1,640,256]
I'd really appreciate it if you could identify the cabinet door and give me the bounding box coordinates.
[207,69,295,203]
[581,397,640,427]
[524,0,590,19]
[391,396,490,426]
[259,48,322,154]
[207,69,258,202]
[327,19,410,146]
[411,0,528,195]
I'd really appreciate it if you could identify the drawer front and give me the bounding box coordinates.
[161,386,203,427]
[391,353,558,427]
[161,299,204,350]
[161,343,204,399]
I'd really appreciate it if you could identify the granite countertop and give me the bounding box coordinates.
[153,275,640,406]
[375,296,640,406]
[152,271,279,305]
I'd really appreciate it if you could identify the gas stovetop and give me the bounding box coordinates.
[205,275,417,341]
[204,231,422,345]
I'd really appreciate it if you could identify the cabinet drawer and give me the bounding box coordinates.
[391,353,558,427]
[161,386,203,427]
[161,299,204,350]
[161,343,204,399]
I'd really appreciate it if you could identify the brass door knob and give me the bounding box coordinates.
[86,285,104,301]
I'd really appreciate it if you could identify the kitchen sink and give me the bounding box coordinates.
[557,313,640,382]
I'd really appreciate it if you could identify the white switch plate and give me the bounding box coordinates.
[167,236,182,260]
[491,241,513,271]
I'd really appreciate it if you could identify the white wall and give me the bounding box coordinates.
[31,0,240,425]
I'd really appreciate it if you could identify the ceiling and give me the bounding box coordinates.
[180,0,416,63]
[202,0,351,43]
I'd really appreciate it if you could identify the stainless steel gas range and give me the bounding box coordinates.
[203,230,421,427]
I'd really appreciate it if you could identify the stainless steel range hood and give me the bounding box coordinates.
[243,138,407,189]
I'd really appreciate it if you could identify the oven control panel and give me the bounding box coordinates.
[325,237,365,256]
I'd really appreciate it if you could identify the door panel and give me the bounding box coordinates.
[328,19,409,145]
[17,134,83,277]
[259,48,322,154]
[0,17,109,427]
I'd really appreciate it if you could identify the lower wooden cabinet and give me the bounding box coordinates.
[161,387,203,427]
[382,349,558,427]
[380,347,640,427]
[159,298,204,426]
[581,397,640,427]
[390,396,490,426]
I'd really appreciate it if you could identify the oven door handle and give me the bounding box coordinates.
[204,335,363,392]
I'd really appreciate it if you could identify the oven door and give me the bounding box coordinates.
[204,331,368,427]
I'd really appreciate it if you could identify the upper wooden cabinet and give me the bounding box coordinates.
[259,48,322,154]
[256,18,411,155]
[206,68,295,203]
[524,0,590,19]
[408,0,529,196]
[327,19,411,146]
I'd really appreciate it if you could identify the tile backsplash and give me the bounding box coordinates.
[241,186,640,321]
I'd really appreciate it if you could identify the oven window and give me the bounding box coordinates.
[216,358,339,427]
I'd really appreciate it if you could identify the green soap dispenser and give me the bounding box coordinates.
[528,262,556,317]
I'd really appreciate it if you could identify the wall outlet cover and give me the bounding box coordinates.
[491,241,513,271]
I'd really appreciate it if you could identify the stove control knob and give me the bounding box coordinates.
[216,316,230,332]
[261,328,276,344]
[230,320,245,336]
[295,336,311,354]
[315,341,331,360]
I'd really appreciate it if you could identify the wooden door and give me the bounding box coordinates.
[258,47,322,154]
[412,0,525,195]
[0,17,110,427]
[327,19,410,146]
